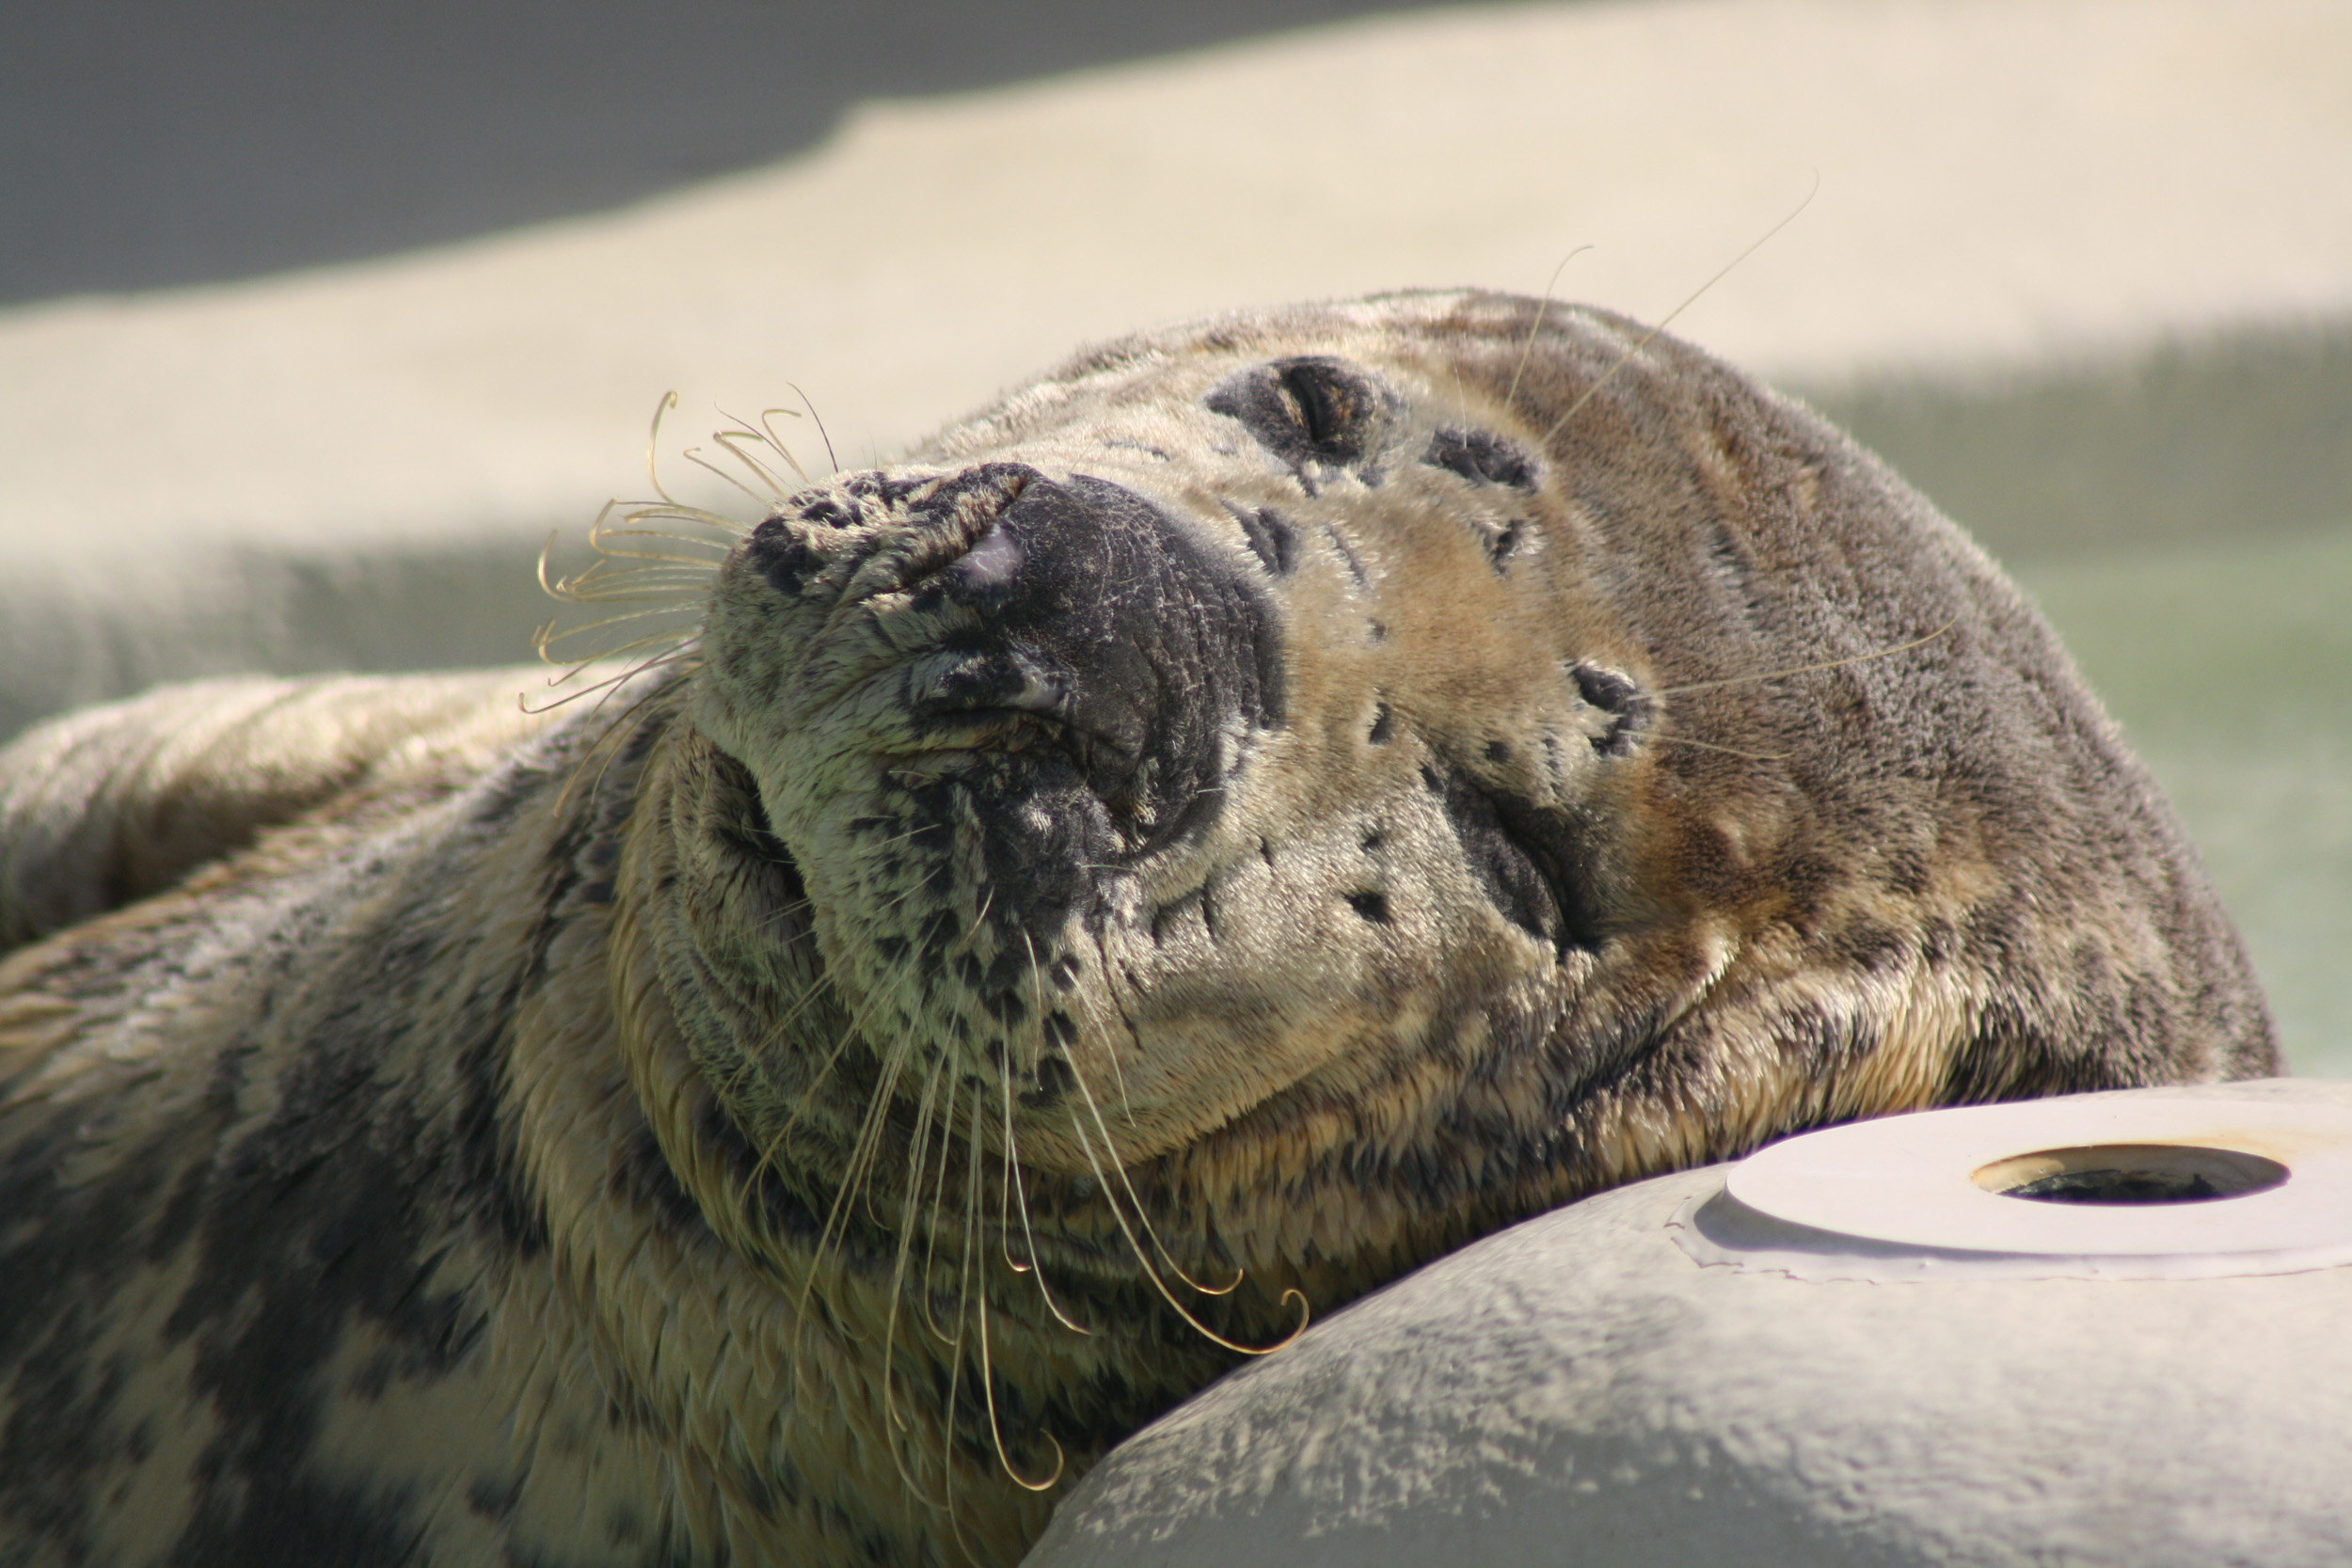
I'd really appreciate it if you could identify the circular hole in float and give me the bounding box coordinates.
[1692,1093,2352,1278]
[1973,1144,2288,1206]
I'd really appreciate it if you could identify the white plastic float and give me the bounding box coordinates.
[1024,1079,2352,1567]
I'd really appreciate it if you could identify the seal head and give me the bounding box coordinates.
[665,292,2273,1258]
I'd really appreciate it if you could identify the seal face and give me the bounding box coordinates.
[0,292,2278,1567]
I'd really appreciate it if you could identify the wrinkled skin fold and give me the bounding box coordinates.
[0,292,2276,1567]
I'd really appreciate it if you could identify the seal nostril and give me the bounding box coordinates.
[747,516,827,598]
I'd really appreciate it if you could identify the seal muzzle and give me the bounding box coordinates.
[739,462,1281,856]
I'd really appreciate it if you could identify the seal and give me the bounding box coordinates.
[0,291,2278,1567]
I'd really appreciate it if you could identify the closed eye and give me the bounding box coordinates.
[1428,764,1600,954]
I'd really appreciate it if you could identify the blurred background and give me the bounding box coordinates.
[3,0,2346,1069]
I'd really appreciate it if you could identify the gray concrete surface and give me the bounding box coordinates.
[1025,1079,2352,1567]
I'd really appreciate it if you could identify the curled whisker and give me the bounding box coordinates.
[1058,1099,1307,1357]
[972,1087,1067,1492]
[920,1074,966,1345]
[1502,244,1592,413]
[596,496,743,545]
[875,1065,952,1507]
[713,424,804,498]
[1063,1052,1240,1299]
[998,1000,1091,1336]
[683,444,784,511]
[789,383,839,475]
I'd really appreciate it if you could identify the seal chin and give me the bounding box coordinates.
[694,460,1283,1115]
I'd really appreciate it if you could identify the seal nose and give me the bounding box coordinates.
[748,462,1282,847]
[915,469,1283,843]
[746,464,1034,606]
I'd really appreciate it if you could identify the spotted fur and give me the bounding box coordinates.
[0,293,2277,1567]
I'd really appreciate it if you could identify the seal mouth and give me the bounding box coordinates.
[882,706,1144,812]
[892,625,1136,778]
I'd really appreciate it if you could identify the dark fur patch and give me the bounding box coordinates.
[1422,427,1539,491]
[1021,1054,1077,1110]
[1484,517,1524,571]
[1226,505,1299,577]
[1204,356,1397,490]
[1568,662,1653,756]
[0,1112,163,1560]
[159,1045,485,1560]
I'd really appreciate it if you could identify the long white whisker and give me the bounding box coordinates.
[1000,1053,1090,1335]
[875,1064,952,1508]
[678,443,781,510]
[789,383,840,474]
[1502,244,1591,412]
[1058,1100,1306,1357]
[1652,619,1956,700]
[1542,174,1819,445]
[920,1073,966,1344]
[973,1087,1066,1491]
[1062,1051,1238,1298]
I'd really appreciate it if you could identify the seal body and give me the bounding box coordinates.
[0,293,2277,1567]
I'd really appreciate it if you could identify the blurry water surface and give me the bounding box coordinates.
[1818,325,2352,1077]
[2018,527,2352,1078]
